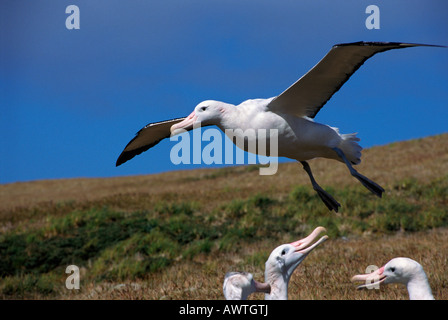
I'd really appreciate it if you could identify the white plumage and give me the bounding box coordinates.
[117,42,444,211]
[223,226,328,300]
[351,257,434,300]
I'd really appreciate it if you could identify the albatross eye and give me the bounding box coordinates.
[200,106,208,111]
[390,267,395,272]
[281,249,286,256]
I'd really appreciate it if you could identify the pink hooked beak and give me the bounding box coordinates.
[170,111,198,135]
[290,226,329,254]
[351,265,387,289]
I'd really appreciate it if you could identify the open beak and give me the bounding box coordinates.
[290,226,329,255]
[351,266,387,289]
[170,111,198,136]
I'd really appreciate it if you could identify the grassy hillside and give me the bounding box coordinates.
[0,133,447,300]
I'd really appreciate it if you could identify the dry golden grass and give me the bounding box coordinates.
[53,228,448,300]
[1,134,447,218]
[1,133,447,300]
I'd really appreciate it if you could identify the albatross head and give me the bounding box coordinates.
[352,257,426,288]
[352,257,434,300]
[265,227,328,282]
[170,100,231,135]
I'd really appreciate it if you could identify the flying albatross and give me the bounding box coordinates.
[116,41,444,211]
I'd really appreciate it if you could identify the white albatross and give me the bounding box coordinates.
[223,226,328,300]
[116,42,445,211]
[223,272,270,300]
[351,257,434,300]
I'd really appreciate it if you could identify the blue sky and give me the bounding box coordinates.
[1,0,447,184]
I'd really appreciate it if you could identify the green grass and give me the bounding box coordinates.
[1,175,447,297]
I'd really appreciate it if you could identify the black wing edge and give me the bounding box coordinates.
[115,138,164,167]
[115,117,186,167]
[307,41,447,118]
[333,41,446,48]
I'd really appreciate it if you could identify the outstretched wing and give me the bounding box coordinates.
[116,118,185,166]
[267,42,444,118]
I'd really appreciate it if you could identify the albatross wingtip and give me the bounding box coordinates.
[115,155,125,167]
[115,151,134,167]
[333,41,447,49]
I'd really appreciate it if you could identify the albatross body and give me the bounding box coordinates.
[116,42,445,211]
[223,272,270,300]
[170,97,359,164]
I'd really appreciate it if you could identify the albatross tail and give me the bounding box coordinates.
[338,133,362,165]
